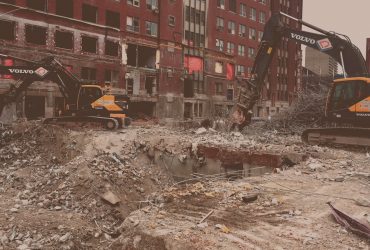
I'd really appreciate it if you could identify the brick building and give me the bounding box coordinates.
[254,0,303,117]
[0,0,300,121]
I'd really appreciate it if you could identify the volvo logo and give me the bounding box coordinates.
[290,33,316,45]
[8,69,34,74]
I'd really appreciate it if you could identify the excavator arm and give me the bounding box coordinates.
[0,55,81,115]
[234,12,368,127]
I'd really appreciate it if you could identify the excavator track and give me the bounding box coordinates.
[43,116,124,130]
[302,127,370,147]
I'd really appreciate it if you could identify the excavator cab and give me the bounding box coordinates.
[326,78,370,125]
[77,85,103,111]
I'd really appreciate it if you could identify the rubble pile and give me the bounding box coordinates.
[0,121,368,249]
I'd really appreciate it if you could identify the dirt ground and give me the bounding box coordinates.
[0,121,369,249]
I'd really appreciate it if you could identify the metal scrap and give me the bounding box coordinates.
[328,202,370,239]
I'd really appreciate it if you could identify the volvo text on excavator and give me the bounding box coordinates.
[233,12,370,147]
[0,55,130,129]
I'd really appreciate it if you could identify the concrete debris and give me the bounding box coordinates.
[101,191,120,205]
[0,120,368,249]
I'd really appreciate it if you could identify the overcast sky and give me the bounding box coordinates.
[302,0,370,58]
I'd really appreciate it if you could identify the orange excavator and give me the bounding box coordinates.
[0,55,130,129]
[233,12,370,147]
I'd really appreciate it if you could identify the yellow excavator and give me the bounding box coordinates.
[0,55,130,129]
[233,12,370,147]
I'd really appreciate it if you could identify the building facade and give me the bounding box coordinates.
[253,0,303,118]
[0,0,299,121]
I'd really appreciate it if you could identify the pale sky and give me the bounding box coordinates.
[302,0,370,58]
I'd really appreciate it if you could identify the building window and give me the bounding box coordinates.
[240,3,247,17]
[239,24,246,37]
[259,11,266,24]
[215,39,224,51]
[104,69,119,86]
[25,25,47,45]
[248,47,255,58]
[0,20,15,41]
[145,21,158,37]
[237,45,245,56]
[229,0,236,12]
[228,21,235,35]
[82,4,97,23]
[26,0,47,11]
[56,0,73,18]
[105,40,119,57]
[81,67,96,82]
[236,65,245,76]
[227,88,234,100]
[258,31,264,42]
[250,7,256,21]
[215,61,223,73]
[260,0,267,5]
[226,42,234,54]
[127,16,140,32]
[216,17,224,31]
[168,15,175,26]
[81,36,97,54]
[127,0,140,7]
[217,0,225,9]
[215,82,223,95]
[55,30,73,50]
[146,0,158,9]
[249,28,256,40]
[106,10,120,28]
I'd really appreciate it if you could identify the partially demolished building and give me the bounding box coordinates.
[0,0,300,121]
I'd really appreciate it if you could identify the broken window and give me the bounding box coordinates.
[184,102,192,119]
[55,30,73,50]
[82,4,97,23]
[105,69,119,86]
[145,76,155,95]
[81,67,96,82]
[238,45,245,56]
[127,44,156,68]
[227,42,234,54]
[184,79,194,98]
[168,16,175,26]
[215,61,223,74]
[236,65,245,76]
[126,78,134,95]
[106,10,120,28]
[127,0,140,7]
[248,47,255,58]
[127,16,139,32]
[81,36,97,54]
[249,28,256,40]
[0,19,15,41]
[215,82,223,95]
[56,0,73,18]
[215,39,223,51]
[229,0,236,12]
[227,87,234,101]
[26,0,47,11]
[239,24,246,37]
[0,0,15,4]
[216,17,224,31]
[228,21,235,35]
[145,21,158,37]
[25,25,47,45]
[146,0,158,9]
[105,40,119,57]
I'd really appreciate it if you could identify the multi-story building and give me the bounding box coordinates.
[305,46,337,78]
[254,0,303,118]
[0,0,297,121]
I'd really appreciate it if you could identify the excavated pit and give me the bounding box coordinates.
[149,143,295,181]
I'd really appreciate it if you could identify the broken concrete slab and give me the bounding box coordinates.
[100,191,120,205]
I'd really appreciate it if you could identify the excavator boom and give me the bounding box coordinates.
[233,12,370,147]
